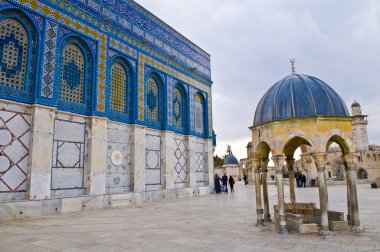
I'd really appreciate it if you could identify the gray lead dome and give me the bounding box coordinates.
[253,74,349,126]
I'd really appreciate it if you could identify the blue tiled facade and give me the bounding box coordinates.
[0,0,213,139]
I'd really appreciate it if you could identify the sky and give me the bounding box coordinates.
[135,0,380,161]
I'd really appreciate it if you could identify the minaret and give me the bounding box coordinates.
[351,101,369,151]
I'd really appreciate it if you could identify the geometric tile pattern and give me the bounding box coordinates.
[145,134,161,186]
[106,125,131,193]
[0,109,31,194]
[110,63,127,113]
[195,93,204,134]
[60,44,85,103]
[173,138,188,185]
[41,21,58,98]
[51,119,86,190]
[195,142,208,184]
[0,18,28,90]
[15,0,108,112]
[173,88,183,128]
[137,54,211,137]
[146,77,159,122]
[189,87,195,131]
[109,38,137,59]
[167,76,175,126]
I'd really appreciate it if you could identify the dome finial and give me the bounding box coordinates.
[290,58,296,74]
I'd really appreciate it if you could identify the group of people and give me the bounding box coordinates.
[295,172,307,187]
[214,173,235,194]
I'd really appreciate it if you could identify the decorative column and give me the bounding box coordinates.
[312,152,330,236]
[28,105,56,199]
[261,158,271,222]
[253,157,264,227]
[86,117,108,195]
[287,158,296,203]
[344,153,362,232]
[272,155,288,234]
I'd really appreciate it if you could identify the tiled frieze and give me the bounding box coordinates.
[109,38,137,59]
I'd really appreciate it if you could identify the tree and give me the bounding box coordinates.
[214,154,224,167]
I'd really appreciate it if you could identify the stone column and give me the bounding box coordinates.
[86,117,107,195]
[312,152,330,236]
[253,157,264,227]
[272,155,287,234]
[345,170,352,226]
[344,153,362,232]
[131,125,146,192]
[162,131,175,190]
[261,158,271,222]
[188,136,197,188]
[28,105,56,199]
[287,158,296,203]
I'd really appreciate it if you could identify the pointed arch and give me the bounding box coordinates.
[173,82,188,132]
[56,35,94,113]
[0,8,40,103]
[194,91,206,135]
[145,71,164,128]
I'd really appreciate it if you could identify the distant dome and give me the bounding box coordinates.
[224,154,239,165]
[253,74,349,126]
[351,101,361,108]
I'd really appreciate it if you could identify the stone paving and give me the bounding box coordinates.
[0,183,379,252]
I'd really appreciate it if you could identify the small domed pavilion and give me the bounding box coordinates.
[249,60,361,235]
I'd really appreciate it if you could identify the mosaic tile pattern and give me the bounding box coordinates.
[0,18,28,90]
[167,76,175,126]
[189,87,195,131]
[41,21,58,98]
[97,41,107,111]
[110,63,127,113]
[0,109,30,194]
[60,43,85,103]
[109,38,137,59]
[173,88,182,128]
[174,138,188,185]
[146,77,158,121]
[137,54,212,137]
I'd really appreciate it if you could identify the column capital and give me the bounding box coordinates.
[261,158,269,168]
[252,157,262,169]
[311,152,327,168]
[343,153,359,167]
[272,155,286,170]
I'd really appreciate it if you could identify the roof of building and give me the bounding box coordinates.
[351,100,361,108]
[253,73,349,127]
[224,154,239,165]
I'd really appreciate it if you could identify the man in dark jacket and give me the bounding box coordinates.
[222,173,228,193]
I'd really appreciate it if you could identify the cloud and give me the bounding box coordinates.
[135,0,380,158]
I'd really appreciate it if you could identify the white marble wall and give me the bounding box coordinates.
[106,122,132,193]
[145,131,162,191]
[173,135,188,189]
[0,102,31,200]
[51,113,87,198]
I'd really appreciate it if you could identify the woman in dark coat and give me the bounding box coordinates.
[229,175,235,192]
[214,173,222,194]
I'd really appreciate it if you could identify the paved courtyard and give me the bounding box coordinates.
[0,183,379,252]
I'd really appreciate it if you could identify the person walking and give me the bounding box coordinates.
[243,174,248,185]
[295,172,300,187]
[222,173,228,193]
[228,175,235,192]
[214,173,222,194]
[301,173,307,187]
